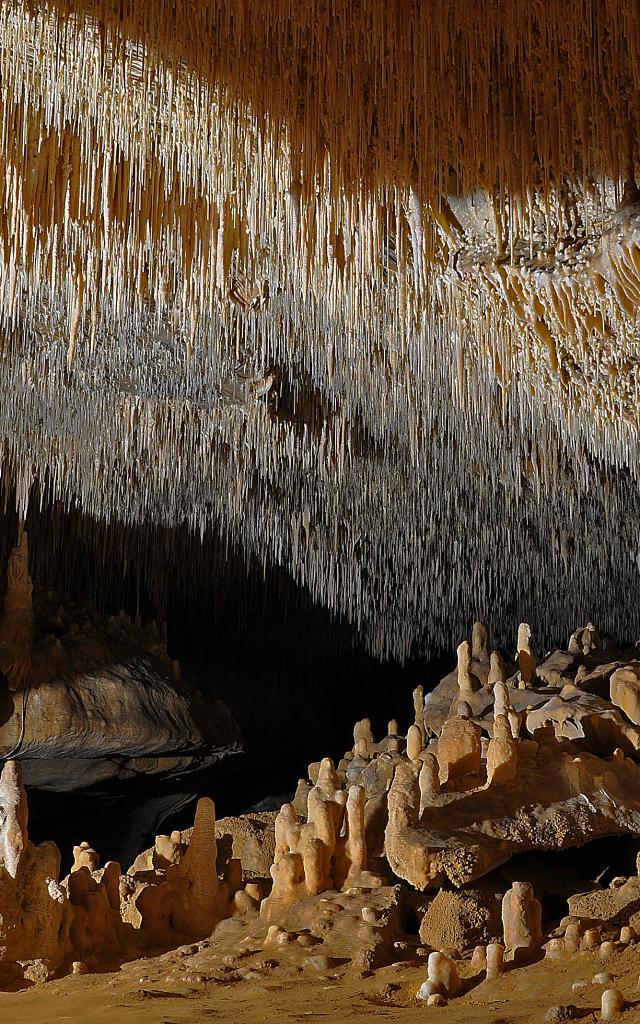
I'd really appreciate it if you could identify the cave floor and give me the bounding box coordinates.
[2,943,640,1024]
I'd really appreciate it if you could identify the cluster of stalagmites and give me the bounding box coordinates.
[0,759,243,985]
[5,618,640,1016]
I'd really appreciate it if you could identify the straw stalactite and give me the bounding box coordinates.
[0,0,639,657]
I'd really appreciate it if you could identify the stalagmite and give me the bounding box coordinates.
[334,785,367,889]
[564,921,583,953]
[502,882,543,957]
[171,798,220,931]
[583,928,602,950]
[601,989,625,1020]
[545,939,565,960]
[427,951,460,997]
[385,762,422,883]
[599,941,616,960]
[488,652,506,690]
[507,710,522,740]
[456,641,477,696]
[418,752,440,812]
[517,624,536,689]
[353,721,374,757]
[471,945,486,970]
[0,760,28,878]
[412,687,425,731]
[486,715,518,785]
[261,854,306,923]
[485,942,504,980]
[471,622,490,663]
[494,681,511,720]
[406,725,423,762]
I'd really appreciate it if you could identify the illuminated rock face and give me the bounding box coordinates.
[0,762,241,980]
[5,617,640,989]
[0,1,639,658]
[0,539,241,791]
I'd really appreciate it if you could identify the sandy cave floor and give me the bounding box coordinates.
[3,942,640,1024]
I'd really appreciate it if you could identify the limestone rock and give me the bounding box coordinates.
[610,665,640,725]
[437,716,482,784]
[567,875,640,927]
[212,813,277,880]
[385,743,640,890]
[0,594,241,792]
[537,649,581,688]
[525,689,640,755]
[419,887,502,952]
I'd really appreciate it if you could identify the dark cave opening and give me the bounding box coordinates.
[23,591,446,871]
[493,837,640,929]
[164,581,451,812]
[15,505,451,868]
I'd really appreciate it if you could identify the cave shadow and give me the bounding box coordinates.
[0,675,15,728]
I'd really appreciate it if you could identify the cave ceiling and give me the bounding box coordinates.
[1,0,640,657]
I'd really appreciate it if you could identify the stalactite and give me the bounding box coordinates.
[0,0,638,658]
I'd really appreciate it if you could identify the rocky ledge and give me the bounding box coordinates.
[0,532,241,792]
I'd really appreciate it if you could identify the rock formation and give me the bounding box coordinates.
[486,714,518,785]
[0,759,255,983]
[502,881,543,957]
[3,0,640,673]
[485,941,504,980]
[436,715,482,784]
[124,797,239,945]
[3,5,640,1019]
[609,665,640,725]
[2,615,640,1018]
[517,623,536,689]
[0,543,241,807]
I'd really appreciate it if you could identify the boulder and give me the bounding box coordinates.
[419,886,502,952]
[610,665,640,725]
[0,587,241,792]
[536,649,581,688]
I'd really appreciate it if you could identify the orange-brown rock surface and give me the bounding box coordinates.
[2,615,640,1022]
